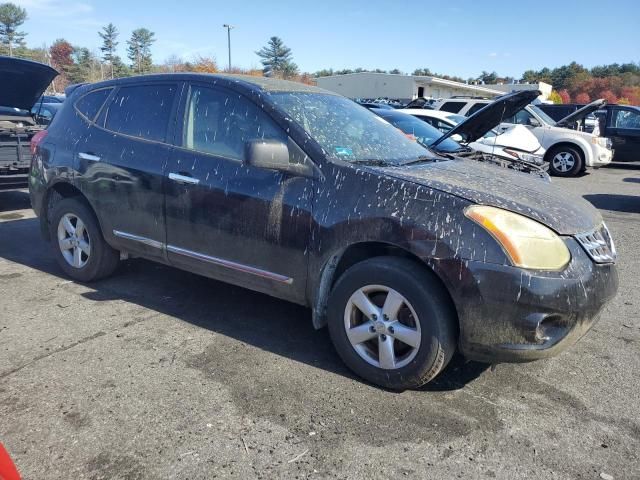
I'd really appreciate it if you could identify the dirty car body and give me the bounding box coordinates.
[0,56,58,190]
[30,74,618,389]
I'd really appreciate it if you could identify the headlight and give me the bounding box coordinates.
[592,137,611,149]
[503,148,544,166]
[465,205,571,270]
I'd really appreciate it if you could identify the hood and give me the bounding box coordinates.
[432,90,541,148]
[556,99,606,127]
[374,158,601,235]
[477,124,542,153]
[0,56,58,110]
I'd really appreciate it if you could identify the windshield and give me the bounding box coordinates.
[269,93,433,165]
[373,110,464,153]
[529,105,557,126]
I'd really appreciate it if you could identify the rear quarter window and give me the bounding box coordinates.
[74,88,112,121]
[439,101,466,114]
[101,84,177,142]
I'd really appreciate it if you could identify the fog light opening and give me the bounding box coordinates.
[535,315,565,344]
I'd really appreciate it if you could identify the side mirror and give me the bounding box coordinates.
[245,139,291,171]
[245,139,316,177]
[451,133,463,142]
[528,117,541,127]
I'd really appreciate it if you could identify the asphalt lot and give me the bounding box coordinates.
[1,164,639,480]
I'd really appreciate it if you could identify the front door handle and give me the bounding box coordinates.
[78,152,101,162]
[169,172,200,185]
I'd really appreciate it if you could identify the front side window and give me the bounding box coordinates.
[466,103,486,116]
[612,109,640,129]
[439,101,466,114]
[75,88,112,121]
[102,84,176,142]
[505,109,534,125]
[269,93,432,165]
[183,86,286,161]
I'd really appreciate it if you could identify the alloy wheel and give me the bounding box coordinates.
[344,285,421,370]
[552,151,575,173]
[57,213,91,269]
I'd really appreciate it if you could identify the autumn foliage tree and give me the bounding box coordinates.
[49,38,74,90]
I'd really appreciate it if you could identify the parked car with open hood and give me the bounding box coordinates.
[435,96,613,177]
[30,74,618,389]
[0,56,58,190]
[402,91,547,172]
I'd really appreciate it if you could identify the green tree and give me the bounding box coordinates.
[256,36,298,79]
[0,2,27,56]
[127,27,155,74]
[99,23,119,78]
[477,71,498,84]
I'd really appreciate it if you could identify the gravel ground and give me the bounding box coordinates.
[1,163,639,480]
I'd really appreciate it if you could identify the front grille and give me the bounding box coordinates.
[575,223,616,264]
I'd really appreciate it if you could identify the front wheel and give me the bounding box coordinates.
[327,257,457,390]
[547,146,584,177]
[49,197,120,282]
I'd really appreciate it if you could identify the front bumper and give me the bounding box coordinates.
[435,239,618,363]
[588,143,613,168]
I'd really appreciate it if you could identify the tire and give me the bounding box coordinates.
[327,257,457,390]
[547,145,584,177]
[49,197,119,282]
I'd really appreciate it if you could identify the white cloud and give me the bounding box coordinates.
[14,0,93,17]
[488,52,498,57]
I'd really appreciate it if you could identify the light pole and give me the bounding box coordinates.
[222,24,234,71]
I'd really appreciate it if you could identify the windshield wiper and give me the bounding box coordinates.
[349,159,393,166]
[401,155,437,166]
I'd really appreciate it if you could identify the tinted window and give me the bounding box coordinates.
[102,84,176,142]
[183,86,286,161]
[374,110,463,153]
[75,88,112,121]
[270,93,433,165]
[466,103,486,116]
[504,109,534,125]
[439,101,466,113]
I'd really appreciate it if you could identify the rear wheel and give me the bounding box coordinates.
[547,145,584,177]
[327,257,456,390]
[50,197,119,282]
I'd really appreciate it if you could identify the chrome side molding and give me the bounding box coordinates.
[112,230,293,285]
[113,230,164,250]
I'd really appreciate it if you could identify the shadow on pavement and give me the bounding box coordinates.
[623,177,640,184]
[605,162,640,171]
[0,215,488,391]
[583,194,640,214]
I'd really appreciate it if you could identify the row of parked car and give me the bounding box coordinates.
[363,94,639,177]
[0,55,620,390]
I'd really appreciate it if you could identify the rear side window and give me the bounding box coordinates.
[75,88,112,121]
[439,101,466,114]
[102,84,177,142]
[466,103,486,116]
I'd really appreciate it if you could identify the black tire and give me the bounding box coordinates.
[327,257,457,390]
[547,145,584,177]
[49,197,119,282]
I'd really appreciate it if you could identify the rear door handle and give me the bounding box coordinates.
[78,152,101,162]
[169,172,200,185]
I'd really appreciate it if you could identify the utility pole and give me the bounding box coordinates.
[222,24,234,71]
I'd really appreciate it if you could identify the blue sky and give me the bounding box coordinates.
[14,0,640,78]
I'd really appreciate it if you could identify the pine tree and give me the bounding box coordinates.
[255,36,298,79]
[127,28,155,74]
[99,23,119,78]
[0,2,27,56]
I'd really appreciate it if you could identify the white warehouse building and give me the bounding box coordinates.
[316,72,503,102]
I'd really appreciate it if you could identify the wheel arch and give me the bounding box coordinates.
[311,241,458,332]
[544,141,587,167]
[41,182,96,241]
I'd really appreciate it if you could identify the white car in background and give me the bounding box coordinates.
[433,97,613,177]
[405,109,546,168]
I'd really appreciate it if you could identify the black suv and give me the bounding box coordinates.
[30,74,618,389]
